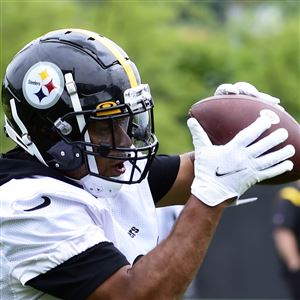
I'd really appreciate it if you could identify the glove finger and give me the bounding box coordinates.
[214,83,238,95]
[259,93,285,111]
[257,160,294,182]
[255,144,295,171]
[259,92,280,105]
[234,82,259,97]
[232,115,273,147]
[275,104,285,111]
[247,128,288,157]
[187,118,212,147]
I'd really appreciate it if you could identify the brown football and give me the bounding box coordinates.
[188,95,300,184]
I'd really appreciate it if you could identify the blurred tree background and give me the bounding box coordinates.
[1,0,299,155]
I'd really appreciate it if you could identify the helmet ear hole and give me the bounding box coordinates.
[47,140,83,170]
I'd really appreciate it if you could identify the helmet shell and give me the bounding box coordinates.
[2,29,141,156]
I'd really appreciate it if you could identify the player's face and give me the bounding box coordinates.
[88,117,132,178]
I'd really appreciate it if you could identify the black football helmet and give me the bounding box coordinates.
[2,28,159,184]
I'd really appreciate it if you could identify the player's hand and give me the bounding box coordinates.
[187,114,295,207]
[214,82,284,110]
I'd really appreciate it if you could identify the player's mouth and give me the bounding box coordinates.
[111,161,126,177]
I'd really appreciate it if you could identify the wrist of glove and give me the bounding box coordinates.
[188,114,295,207]
[214,81,284,111]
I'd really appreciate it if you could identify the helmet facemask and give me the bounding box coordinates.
[53,76,158,185]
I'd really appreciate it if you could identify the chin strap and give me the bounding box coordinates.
[79,174,123,198]
[5,98,47,165]
[64,73,99,175]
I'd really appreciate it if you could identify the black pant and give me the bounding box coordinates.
[285,270,300,300]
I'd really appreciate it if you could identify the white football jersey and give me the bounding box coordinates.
[0,174,159,299]
[156,205,184,242]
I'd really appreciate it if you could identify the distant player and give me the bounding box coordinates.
[272,180,300,300]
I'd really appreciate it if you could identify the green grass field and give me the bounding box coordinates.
[0,135,13,153]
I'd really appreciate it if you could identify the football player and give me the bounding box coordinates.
[0,29,295,299]
[272,180,300,300]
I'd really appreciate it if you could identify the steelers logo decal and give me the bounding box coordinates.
[22,62,64,109]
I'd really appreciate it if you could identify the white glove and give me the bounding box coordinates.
[214,82,284,110]
[187,115,295,207]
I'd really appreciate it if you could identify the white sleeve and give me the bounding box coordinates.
[0,177,110,285]
[156,205,184,242]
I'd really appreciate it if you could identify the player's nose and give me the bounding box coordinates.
[114,124,132,148]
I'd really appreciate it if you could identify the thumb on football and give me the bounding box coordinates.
[187,117,212,148]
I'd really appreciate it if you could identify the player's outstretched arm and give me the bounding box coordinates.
[88,197,226,300]
[273,228,300,271]
[88,114,294,299]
